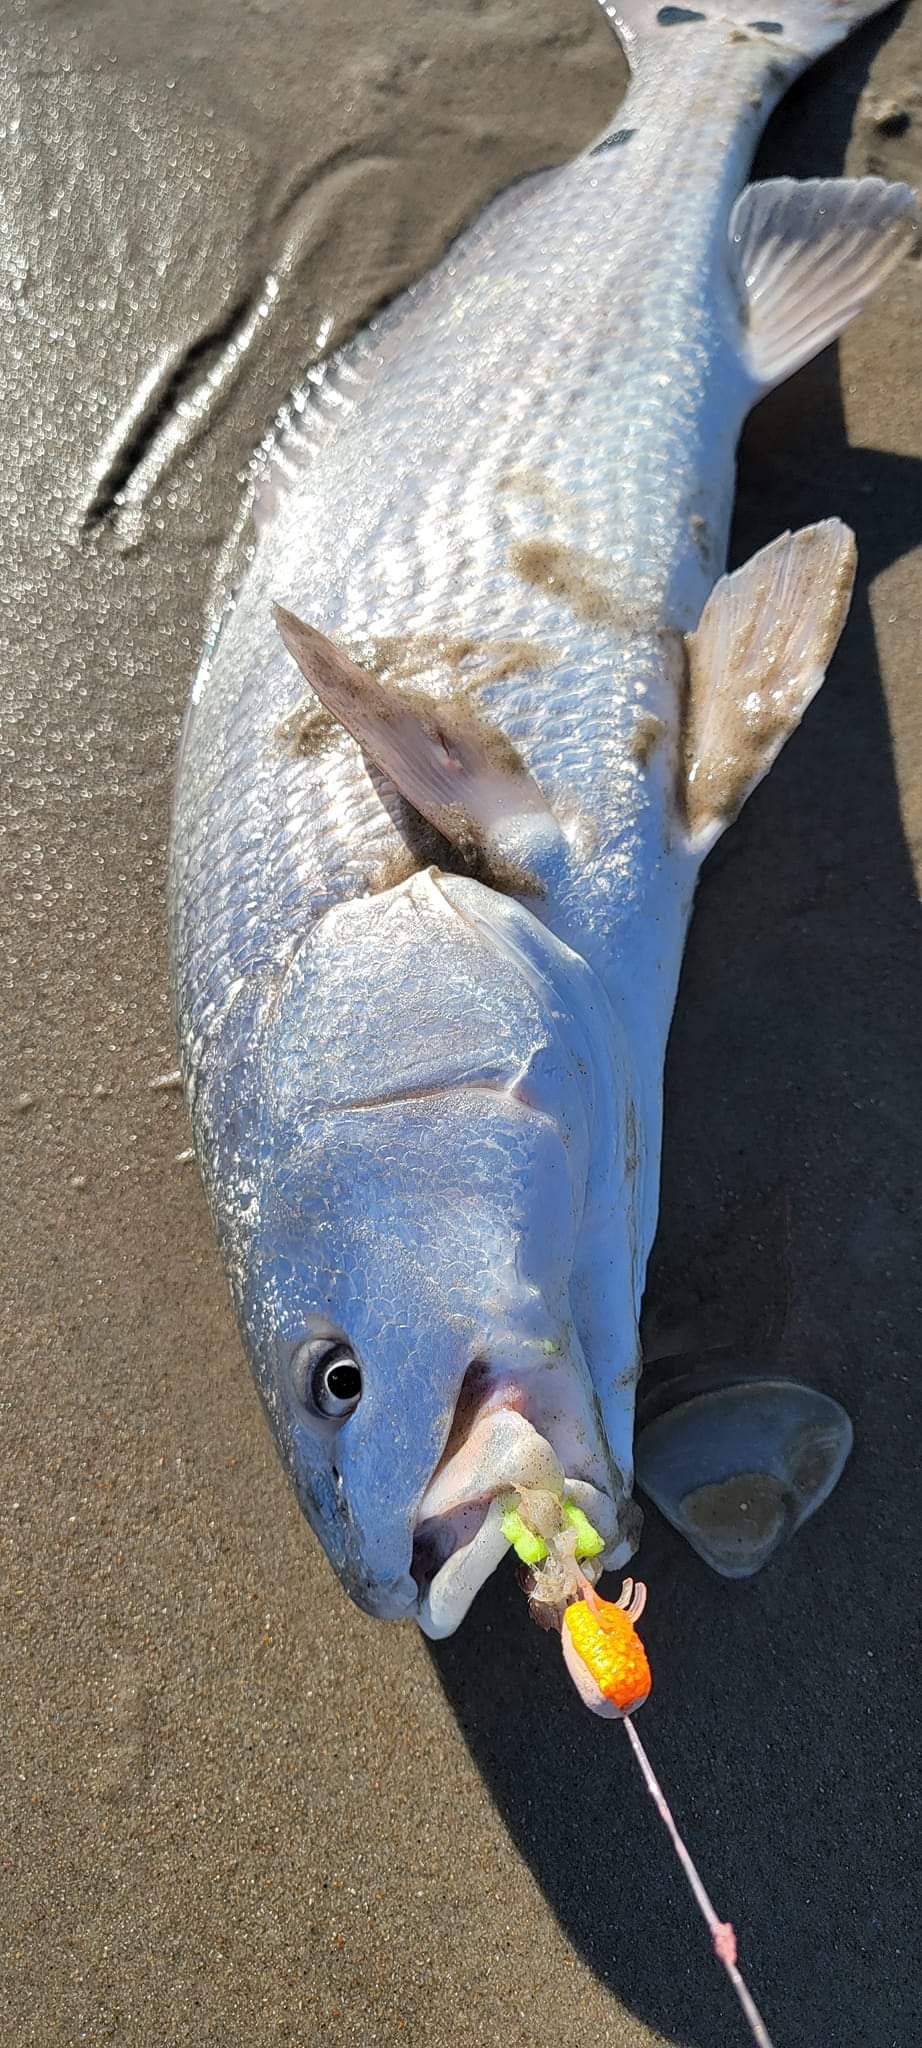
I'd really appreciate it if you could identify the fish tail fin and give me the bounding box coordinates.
[595,0,902,71]
[593,0,917,385]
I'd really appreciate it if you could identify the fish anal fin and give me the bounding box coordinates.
[731,176,917,391]
[273,607,560,876]
[681,520,856,851]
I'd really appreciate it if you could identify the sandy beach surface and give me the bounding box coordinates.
[2,2,921,2043]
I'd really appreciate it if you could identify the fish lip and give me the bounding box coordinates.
[416,1399,566,1525]
[412,1497,510,1640]
[410,1400,621,1639]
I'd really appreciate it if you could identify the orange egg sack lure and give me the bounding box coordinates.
[560,1577,651,1717]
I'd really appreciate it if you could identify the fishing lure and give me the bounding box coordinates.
[561,1581,652,1715]
[508,1498,774,2047]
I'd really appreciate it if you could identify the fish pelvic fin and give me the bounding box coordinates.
[679,520,856,855]
[594,0,903,71]
[273,608,564,890]
[730,176,917,390]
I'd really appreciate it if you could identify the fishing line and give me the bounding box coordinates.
[622,1714,776,2048]
[514,1495,778,2046]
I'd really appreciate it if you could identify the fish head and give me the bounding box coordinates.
[239,867,641,1633]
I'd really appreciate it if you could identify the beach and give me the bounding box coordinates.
[2,1,921,2042]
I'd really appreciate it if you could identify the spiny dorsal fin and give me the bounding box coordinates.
[273,608,560,874]
[681,520,856,852]
[730,176,917,390]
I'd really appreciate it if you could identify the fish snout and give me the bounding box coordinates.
[326,1470,418,1621]
[342,1566,419,1623]
[288,1446,418,1622]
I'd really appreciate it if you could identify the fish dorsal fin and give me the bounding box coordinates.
[730,176,917,391]
[681,520,856,852]
[274,607,560,875]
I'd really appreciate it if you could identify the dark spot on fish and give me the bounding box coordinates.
[748,17,784,30]
[589,127,636,157]
[657,6,706,23]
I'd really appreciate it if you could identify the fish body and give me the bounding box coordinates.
[170,0,915,1632]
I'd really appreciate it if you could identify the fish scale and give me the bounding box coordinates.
[174,34,777,1039]
[171,0,916,1636]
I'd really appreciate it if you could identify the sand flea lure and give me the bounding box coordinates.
[505,1493,776,2048]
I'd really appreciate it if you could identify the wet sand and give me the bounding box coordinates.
[2,2,921,2043]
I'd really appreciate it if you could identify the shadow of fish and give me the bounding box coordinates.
[170,0,916,1633]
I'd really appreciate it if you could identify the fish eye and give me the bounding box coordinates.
[314,1350,362,1416]
[291,1338,363,1421]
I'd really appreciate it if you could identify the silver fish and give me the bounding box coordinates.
[170,0,916,1634]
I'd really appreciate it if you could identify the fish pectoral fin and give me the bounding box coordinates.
[274,606,559,874]
[730,175,917,392]
[635,1378,853,1579]
[681,520,856,853]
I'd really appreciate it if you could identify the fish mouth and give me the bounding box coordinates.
[411,1369,624,1639]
